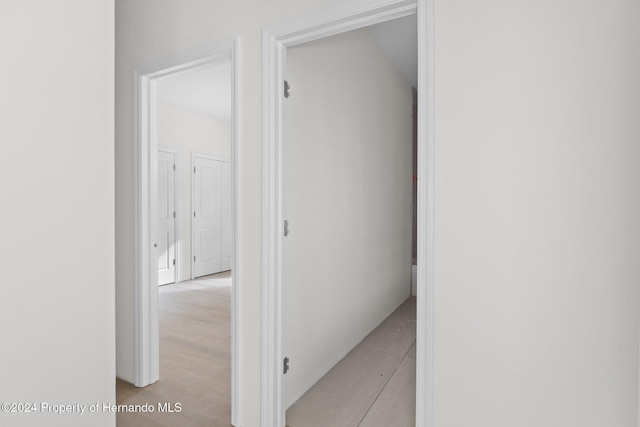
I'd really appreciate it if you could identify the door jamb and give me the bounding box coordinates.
[261,0,435,426]
[133,38,242,426]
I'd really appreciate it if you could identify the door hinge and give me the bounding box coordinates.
[194,255,196,262]
[194,211,196,218]
[283,356,290,375]
[173,211,176,218]
[173,259,175,266]
[284,80,290,98]
[194,166,196,173]
[173,164,176,171]
[284,220,290,237]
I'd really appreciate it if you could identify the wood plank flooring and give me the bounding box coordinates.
[116,276,415,427]
[116,272,232,427]
[286,297,416,427]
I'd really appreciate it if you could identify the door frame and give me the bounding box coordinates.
[158,147,177,285]
[261,0,435,426]
[133,38,242,425]
[190,152,232,280]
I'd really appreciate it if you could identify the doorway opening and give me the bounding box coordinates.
[261,0,434,426]
[282,14,417,425]
[128,39,241,426]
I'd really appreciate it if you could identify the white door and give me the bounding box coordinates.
[220,162,232,271]
[158,150,176,285]
[193,156,222,277]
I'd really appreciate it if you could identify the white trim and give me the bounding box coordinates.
[261,28,285,427]
[133,38,242,426]
[261,0,434,426]
[266,0,416,46]
[416,0,435,425]
[230,38,242,426]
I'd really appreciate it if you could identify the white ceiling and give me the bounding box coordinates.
[157,61,231,119]
[156,16,417,117]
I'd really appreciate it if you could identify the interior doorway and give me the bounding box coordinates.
[282,15,417,425]
[261,0,434,426]
[130,39,241,426]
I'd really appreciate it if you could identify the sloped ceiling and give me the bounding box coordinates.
[367,14,418,89]
[157,15,418,117]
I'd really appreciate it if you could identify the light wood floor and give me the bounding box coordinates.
[116,276,415,427]
[286,297,416,427]
[116,272,232,427]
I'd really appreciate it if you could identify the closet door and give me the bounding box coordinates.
[158,150,176,285]
[220,162,232,271]
[192,156,221,278]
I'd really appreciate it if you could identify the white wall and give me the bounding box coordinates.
[115,0,640,425]
[158,100,231,282]
[0,2,115,427]
[433,0,640,425]
[284,28,413,407]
